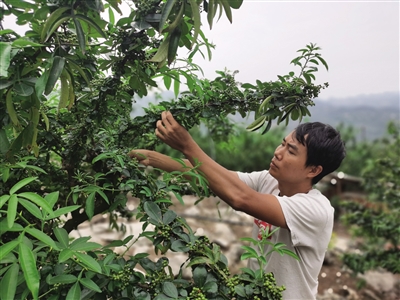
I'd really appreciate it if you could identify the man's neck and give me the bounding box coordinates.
[278,183,313,197]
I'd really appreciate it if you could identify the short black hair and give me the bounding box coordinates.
[295,122,346,185]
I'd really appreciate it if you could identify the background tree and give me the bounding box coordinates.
[0,0,329,299]
[340,122,400,275]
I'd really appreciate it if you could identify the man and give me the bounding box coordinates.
[129,111,346,299]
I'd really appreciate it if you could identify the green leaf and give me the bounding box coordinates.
[159,0,178,32]
[315,54,329,71]
[11,38,44,48]
[45,205,80,220]
[144,201,162,224]
[45,191,59,208]
[54,227,69,248]
[48,274,77,285]
[44,56,65,95]
[75,14,107,38]
[58,249,73,262]
[229,0,243,9]
[188,0,201,48]
[193,265,207,287]
[235,285,246,297]
[246,115,266,132]
[18,192,54,216]
[26,228,59,250]
[0,195,10,210]
[186,256,212,268]
[220,0,233,23]
[162,210,177,224]
[69,237,91,250]
[0,240,19,261]
[0,79,13,90]
[0,263,19,300]
[162,281,178,298]
[173,76,180,99]
[85,192,96,220]
[80,277,102,293]
[10,176,37,195]
[0,42,12,77]
[167,26,181,65]
[41,7,71,42]
[7,194,18,228]
[19,243,39,300]
[74,252,102,274]
[18,198,43,219]
[73,18,86,54]
[240,267,256,278]
[241,245,258,256]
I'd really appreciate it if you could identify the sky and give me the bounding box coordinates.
[183,0,400,100]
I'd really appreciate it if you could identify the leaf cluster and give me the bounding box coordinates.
[340,123,400,274]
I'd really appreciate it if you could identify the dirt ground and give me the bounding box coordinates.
[168,196,400,300]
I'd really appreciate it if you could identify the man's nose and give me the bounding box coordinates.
[274,147,283,159]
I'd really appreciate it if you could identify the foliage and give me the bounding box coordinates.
[157,124,286,173]
[0,0,329,299]
[341,122,400,274]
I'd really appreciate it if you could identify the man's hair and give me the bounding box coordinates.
[295,122,346,185]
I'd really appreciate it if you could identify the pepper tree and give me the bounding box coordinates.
[0,0,329,299]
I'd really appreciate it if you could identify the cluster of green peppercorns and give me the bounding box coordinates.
[186,287,207,300]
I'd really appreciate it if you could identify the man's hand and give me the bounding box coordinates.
[128,149,150,166]
[155,111,194,153]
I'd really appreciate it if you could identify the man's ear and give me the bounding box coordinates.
[308,165,323,179]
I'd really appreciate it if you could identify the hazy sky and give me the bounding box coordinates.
[185,1,399,100]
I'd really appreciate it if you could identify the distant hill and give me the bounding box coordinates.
[232,92,399,141]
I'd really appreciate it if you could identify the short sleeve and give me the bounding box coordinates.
[237,170,274,192]
[277,190,334,248]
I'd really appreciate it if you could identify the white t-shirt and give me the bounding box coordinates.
[237,170,334,300]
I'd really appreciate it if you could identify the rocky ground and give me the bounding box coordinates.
[71,195,400,300]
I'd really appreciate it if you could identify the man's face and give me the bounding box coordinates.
[269,131,313,185]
